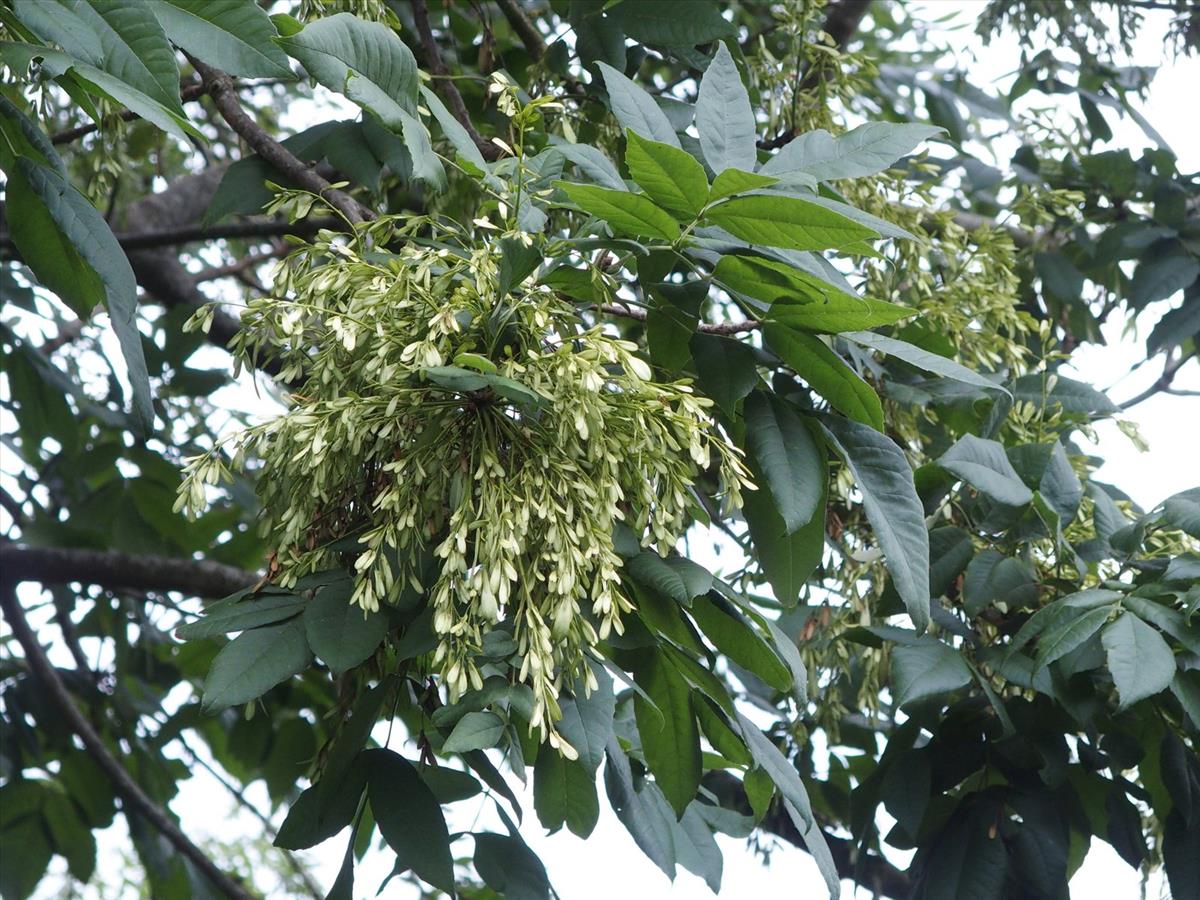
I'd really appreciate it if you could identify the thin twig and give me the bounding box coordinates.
[0,583,256,900]
[411,0,501,161]
[50,83,208,144]
[598,303,760,335]
[188,56,373,225]
[192,247,289,284]
[1119,350,1196,409]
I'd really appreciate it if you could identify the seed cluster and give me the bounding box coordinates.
[179,219,750,747]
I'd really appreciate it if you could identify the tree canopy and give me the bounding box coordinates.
[1,1,1198,899]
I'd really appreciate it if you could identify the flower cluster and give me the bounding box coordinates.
[179,218,750,749]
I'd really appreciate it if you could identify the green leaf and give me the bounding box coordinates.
[473,833,551,900]
[609,0,734,47]
[708,168,778,203]
[705,194,879,251]
[843,330,1009,396]
[556,667,615,774]
[596,61,679,146]
[672,805,723,892]
[302,580,387,675]
[1164,808,1200,900]
[533,742,600,838]
[202,617,312,711]
[368,749,455,893]
[764,326,884,430]
[16,0,183,114]
[938,434,1034,507]
[714,252,847,306]
[1121,595,1200,656]
[890,640,972,707]
[548,140,626,191]
[9,158,154,434]
[742,454,826,606]
[556,182,680,240]
[441,711,505,753]
[1033,605,1112,669]
[821,415,930,631]
[277,13,418,125]
[176,594,305,640]
[770,296,916,334]
[625,552,713,606]
[418,83,489,176]
[624,129,708,217]
[961,551,1035,617]
[0,95,64,173]
[422,365,546,408]
[688,332,759,415]
[147,0,292,78]
[690,593,792,692]
[742,390,823,532]
[735,713,814,828]
[1102,612,1176,709]
[392,104,445,190]
[604,741,677,878]
[634,651,701,818]
[695,41,756,174]
[761,123,943,181]
[1012,373,1118,416]
[419,766,482,805]
[0,41,198,141]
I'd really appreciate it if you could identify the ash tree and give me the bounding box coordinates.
[1,1,1198,899]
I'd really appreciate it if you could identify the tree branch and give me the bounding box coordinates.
[1,218,339,256]
[495,0,548,59]
[188,56,373,225]
[0,543,257,598]
[597,303,760,335]
[0,583,256,900]
[410,0,501,161]
[1119,350,1196,409]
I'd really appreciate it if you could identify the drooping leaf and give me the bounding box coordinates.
[604,741,677,878]
[624,129,708,217]
[201,617,313,711]
[534,742,600,838]
[764,327,884,430]
[277,13,419,125]
[688,332,760,415]
[822,415,930,631]
[634,651,701,818]
[556,182,680,240]
[689,593,793,692]
[556,666,616,774]
[695,41,756,174]
[473,832,551,900]
[742,390,823,532]
[147,0,293,79]
[418,84,489,175]
[742,454,826,607]
[368,749,455,893]
[8,159,154,435]
[441,711,505,754]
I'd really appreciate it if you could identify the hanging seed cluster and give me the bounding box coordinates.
[178,219,750,748]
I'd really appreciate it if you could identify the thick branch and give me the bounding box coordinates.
[188,57,373,225]
[0,543,257,598]
[0,584,256,900]
[410,0,501,161]
[496,0,548,59]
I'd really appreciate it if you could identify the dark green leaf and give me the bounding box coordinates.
[473,832,550,900]
[441,711,505,753]
[303,580,387,674]
[634,651,701,817]
[890,640,972,706]
[938,434,1034,507]
[368,749,454,893]
[689,332,759,415]
[176,594,305,640]
[202,617,312,711]
[1102,612,1176,709]
[534,742,600,838]
[765,327,884,430]
[742,390,823,532]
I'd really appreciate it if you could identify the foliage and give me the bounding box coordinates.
[1,2,1198,900]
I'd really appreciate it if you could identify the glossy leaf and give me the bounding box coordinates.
[624,129,708,217]
[556,182,680,240]
[705,194,879,251]
[765,326,884,430]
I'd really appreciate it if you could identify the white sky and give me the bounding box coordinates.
[18,1,1199,898]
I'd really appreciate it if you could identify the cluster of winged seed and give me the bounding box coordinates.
[178,220,751,746]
